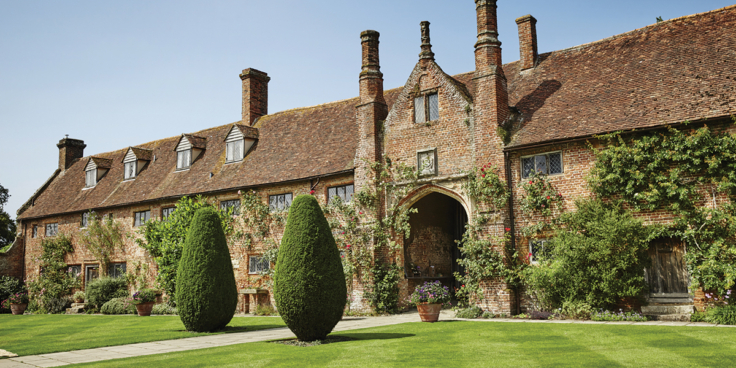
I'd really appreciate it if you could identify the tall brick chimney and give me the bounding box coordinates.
[240,68,270,126]
[419,21,435,65]
[473,0,509,167]
[516,15,538,70]
[355,30,387,195]
[57,136,86,171]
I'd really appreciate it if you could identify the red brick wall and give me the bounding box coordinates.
[0,237,24,279]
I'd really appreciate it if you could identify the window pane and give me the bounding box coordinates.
[535,155,548,175]
[522,157,535,178]
[234,140,243,161]
[125,162,136,179]
[345,185,354,203]
[337,187,345,201]
[328,187,336,203]
[285,193,293,209]
[178,150,191,169]
[428,93,439,121]
[414,96,425,123]
[226,141,234,161]
[86,170,95,187]
[269,195,277,212]
[548,153,563,174]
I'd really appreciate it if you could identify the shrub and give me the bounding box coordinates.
[274,195,346,341]
[455,306,483,319]
[86,277,129,309]
[523,199,651,309]
[176,207,237,332]
[707,304,736,325]
[101,297,135,315]
[44,297,72,314]
[73,291,86,302]
[481,311,495,319]
[364,262,401,314]
[560,300,593,320]
[691,310,708,322]
[131,289,157,304]
[255,304,278,316]
[0,276,25,314]
[152,302,178,315]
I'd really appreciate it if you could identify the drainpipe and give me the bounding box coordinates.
[504,151,520,315]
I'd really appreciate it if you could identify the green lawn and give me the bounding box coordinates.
[0,315,285,356]
[75,321,736,367]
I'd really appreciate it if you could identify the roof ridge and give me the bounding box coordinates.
[549,4,736,55]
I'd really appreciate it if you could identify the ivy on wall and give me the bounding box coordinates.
[78,212,125,276]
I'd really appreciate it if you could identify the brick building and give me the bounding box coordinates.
[4,1,736,314]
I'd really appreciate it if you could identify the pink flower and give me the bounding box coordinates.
[505,227,511,232]
[238,190,241,195]
[310,190,315,195]
[346,244,351,249]
[529,181,533,184]
[546,196,550,199]
[541,204,546,208]
[482,174,486,178]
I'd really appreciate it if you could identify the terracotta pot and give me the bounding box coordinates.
[10,303,28,315]
[135,302,155,316]
[417,303,442,322]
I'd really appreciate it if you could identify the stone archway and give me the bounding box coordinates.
[400,188,469,303]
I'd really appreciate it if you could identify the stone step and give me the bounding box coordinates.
[71,303,86,308]
[649,313,692,322]
[641,305,694,315]
[65,306,86,314]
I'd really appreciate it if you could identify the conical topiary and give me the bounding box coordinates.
[176,207,237,332]
[274,194,346,341]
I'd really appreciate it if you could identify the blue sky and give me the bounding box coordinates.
[0,0,733,219]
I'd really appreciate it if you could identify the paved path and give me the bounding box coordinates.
[1,311,730,367]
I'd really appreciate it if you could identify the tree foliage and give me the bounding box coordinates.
[176,207,237,332]
[274,195,346,341]
[0,184,17,250]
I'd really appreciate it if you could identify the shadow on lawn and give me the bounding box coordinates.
[175,324,286,333]
[336,333,415,341]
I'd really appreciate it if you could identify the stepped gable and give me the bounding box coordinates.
[502,5,736,148]
[17,94,389,220]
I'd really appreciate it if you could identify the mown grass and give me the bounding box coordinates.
[75,321,736,367]
[0,314,285,356]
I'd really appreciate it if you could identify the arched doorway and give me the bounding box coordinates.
[403,192,468,301]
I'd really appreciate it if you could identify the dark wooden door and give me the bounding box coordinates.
[648,238,689,298]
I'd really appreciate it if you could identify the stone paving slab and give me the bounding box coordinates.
[1,311,730,368]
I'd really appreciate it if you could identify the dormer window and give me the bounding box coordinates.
[224,124,258,163]
[414,92,439,124]
[175,134,206,171]
[84,157,111,188]
[122,147,152,180]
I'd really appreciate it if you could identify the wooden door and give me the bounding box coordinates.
[648,238,689,298]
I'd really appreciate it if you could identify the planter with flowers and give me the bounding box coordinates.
[131,289,157,316]
[2,292,30,315]
[410,281,451,322]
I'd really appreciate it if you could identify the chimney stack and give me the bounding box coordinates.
[240,68,270,126]
[57,137,86,171]
[516,15,538,70]
[419,21,435,64]
[474,0,503,74]
[359,30,385,105]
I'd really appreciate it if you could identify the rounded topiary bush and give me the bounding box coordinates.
[176,207,237,332]
[100,297,135,315]
[274,194,346,341]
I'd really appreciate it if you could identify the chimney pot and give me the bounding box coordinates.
[516,14,538,70]
[240,68,270,126]
[56,137,86,171]
[419,21,435,62]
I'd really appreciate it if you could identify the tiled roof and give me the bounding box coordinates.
[503,5,736,148]
[17,5,735,219]
[127,147,153,162]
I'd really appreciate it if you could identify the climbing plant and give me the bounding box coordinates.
[77,212,125,276]
[589,123,736,297]
[517,170,565,237]
[25,233,79,313]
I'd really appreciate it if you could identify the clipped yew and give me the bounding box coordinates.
[176,207,237,332]
[274,194,346,341]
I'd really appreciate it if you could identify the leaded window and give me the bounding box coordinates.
[85,169,96,187]
[249,256,270,274]
[162,207,175,219]
[414,93,439,123]
[521,152,563,178]
[177,150,191,170]
[32,225,38,238]
[81,212,90,228]
[328,184,354,204]
[45,223,58,237]
[107,263,126,278]
[134,210,150,227]
[269,193,293,212]
[226,140,244,162]
[124,161,137,180]
[220,199,241,216]
[529,239,549,263]
[85,265,99,285]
